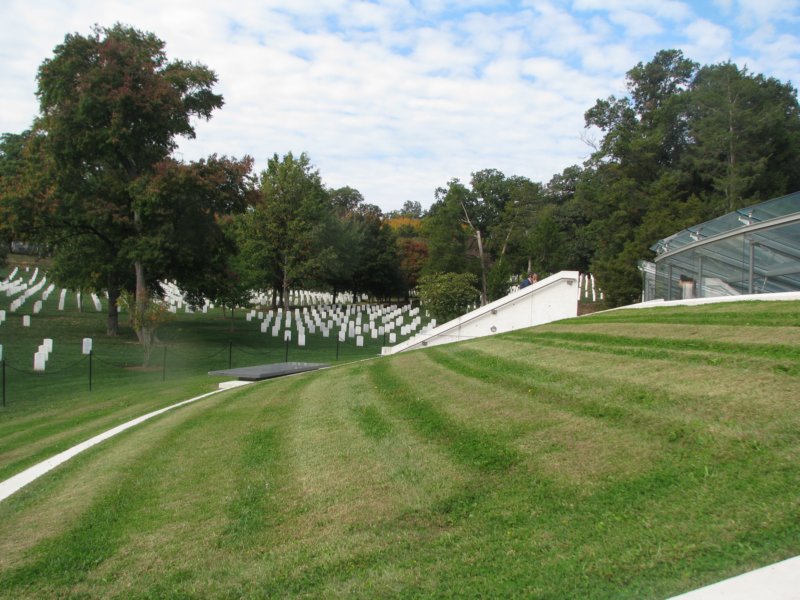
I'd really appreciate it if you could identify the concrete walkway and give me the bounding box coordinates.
[0,387,234,503]
[668,556,800,599]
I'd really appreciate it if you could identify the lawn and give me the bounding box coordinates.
[0,295,798,598]
[0,263,426,486]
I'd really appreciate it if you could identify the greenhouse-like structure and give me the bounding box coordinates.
[642,192,800,301]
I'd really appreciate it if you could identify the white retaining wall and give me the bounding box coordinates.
[382,271,581,355]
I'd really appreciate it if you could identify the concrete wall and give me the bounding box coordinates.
[382,271,581,355]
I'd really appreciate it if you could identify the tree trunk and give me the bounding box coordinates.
[282,257,290,310]
[106,284,120,336]
[134,260,147,340]
[476,229,488,306]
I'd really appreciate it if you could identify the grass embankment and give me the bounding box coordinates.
[0,264,421,483]
[0,300,799,598]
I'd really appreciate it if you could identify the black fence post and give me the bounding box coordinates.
[228,341,233,369]
[89,350,93,392]
[2,359,5,407]
[284,337,289,363]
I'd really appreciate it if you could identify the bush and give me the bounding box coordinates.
[417,272,479,323]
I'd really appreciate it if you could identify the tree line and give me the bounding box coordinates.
[2,25,799,346]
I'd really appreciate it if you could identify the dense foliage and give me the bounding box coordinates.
[416,271,479,323]
[419,50,800,306]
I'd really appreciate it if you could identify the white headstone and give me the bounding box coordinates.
[22,315,31,327]
[33,351,46,371]
[338,330,346,342]
[43,338,53,353]
[356,335,364,347]
[284,330,292,342]
[82,338,93,355]
[389,332,397,344]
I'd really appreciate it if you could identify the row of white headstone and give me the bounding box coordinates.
[30,337,93,372]
[250,289,361,308]
[245,303,436,347]
[578,273,603,302]
[1,266,109,315]
[0,266,38,294]
[33,338,54,372]
[161,281,214,314]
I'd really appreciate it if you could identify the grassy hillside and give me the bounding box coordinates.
[0,300,799,598]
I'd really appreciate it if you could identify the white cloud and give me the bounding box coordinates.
[738,25,800,84]
[1,0,798,211]
[607,9,664,37]
[733,0,800,24]
[681,18,733,65]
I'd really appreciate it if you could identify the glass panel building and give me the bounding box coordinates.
[644,192,800,300]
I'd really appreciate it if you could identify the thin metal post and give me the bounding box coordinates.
[284,337,289,363]
[89,350,93,392]
[228,341,233,369]
[336,336,340,361]
[667,265,673,299]
[748,239,756,294]
[2,359,5,407]
[697,256,704,298]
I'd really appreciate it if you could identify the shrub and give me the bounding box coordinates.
[417,272,479,323]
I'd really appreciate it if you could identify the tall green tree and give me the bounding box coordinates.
[247,152,334,309]
[578,49,800,305]
[686,62,800,213]
[423,180,475,276]
[25,23,232,338]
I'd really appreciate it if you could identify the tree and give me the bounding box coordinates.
[422,180,475,276]
[686,62,800,213]
[396,237,429,293]
[350,206,404,301]
[417,272,479,323]
[577,49,800,305]
[249,152,334,309]
[27,23,231,340]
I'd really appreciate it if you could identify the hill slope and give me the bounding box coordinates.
[0,300,799,598]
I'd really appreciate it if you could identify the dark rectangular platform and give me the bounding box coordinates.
[209,362,329,381]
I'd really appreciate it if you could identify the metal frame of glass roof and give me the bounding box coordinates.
[645,191,800,300]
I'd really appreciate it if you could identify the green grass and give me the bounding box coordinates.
[1,272,799,597]
[0,264,426,485]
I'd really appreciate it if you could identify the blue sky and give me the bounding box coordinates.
[1,0,799,211]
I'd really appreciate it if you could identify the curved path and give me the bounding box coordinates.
[0,385,248,503]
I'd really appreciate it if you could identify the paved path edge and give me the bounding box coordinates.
[0,387,226,503]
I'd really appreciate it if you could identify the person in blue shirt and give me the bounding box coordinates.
[519,272,538,289]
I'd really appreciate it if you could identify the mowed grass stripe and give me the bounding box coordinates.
[0,377,226,483]
[508,329,800,366]
[426,344,787,458]
[0,391,235,592]
[219,377,308,548]
[483,334,800,449]
[572,301,800,327]
[368,359,519,472]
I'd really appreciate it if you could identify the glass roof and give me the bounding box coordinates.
[651,191,800,255]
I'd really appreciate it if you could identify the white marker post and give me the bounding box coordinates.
[83,338,93,391]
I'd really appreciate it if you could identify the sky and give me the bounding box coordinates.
[1,1,799,212]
